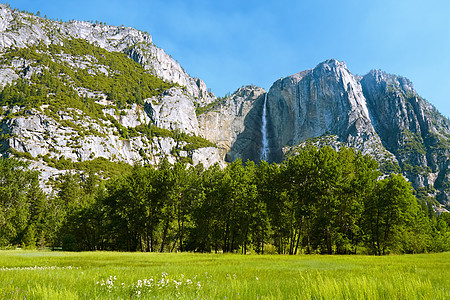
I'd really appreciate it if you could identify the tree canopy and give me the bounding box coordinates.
[1,147,449,254]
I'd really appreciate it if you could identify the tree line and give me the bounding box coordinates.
[1,146,449,255]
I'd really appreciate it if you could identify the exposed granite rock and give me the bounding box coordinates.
[361,70,450,203]
[104,103,151,128]
[190,147,226,169]
[0,4,448,205]
[198,85,266,161]
[266,59,392,163]
[145,87,200,135]
[0,68,18,88]
[0,4,223,189]
[126,43,215,105]
[0,4,215,104]
[0,104,223,192]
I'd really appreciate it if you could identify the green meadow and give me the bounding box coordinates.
[0,251,449,299]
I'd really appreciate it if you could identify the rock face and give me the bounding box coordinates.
[361,70,450,202]
[0,4,224,186]
[145,87,200,135]
[0,4,213,104]
[0,5,448,204]
[198,85,266,161]
[252,59,449,204]
[126,44,215,105]
[266,60,389,162]
[0,104,221,166]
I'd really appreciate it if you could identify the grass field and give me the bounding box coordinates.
[0,251,448,299]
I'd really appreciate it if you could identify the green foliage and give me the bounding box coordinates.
[54,171,106,251]
[188,160,261,253]
[364,174,421,255]
[106,114,130,139]
[73,157,132,176]
[424,132,450,153]
[379,159,401,174]
[1,146,448,254]
[8,148,36,161]
[45,146,447,255]
[398,129,427,156]
[103,116,214,150]
[180,132,216,151]
[43,155,131,177]
[0,38,173,118]
[0,158,49,248]
[99,160,199,252]
[402,162,431,176]
[194,97,225,115]
[21,224,37,249]
[132,123,215,150]
[269,146,381,254]
[430,212,450,252]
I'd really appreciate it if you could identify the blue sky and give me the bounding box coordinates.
[8,0,450,117]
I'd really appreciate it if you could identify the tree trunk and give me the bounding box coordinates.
[159,218,170,252]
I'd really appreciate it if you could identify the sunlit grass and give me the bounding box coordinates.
[0,250,448,299]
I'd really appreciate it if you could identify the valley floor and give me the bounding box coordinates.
[0,250,449,299]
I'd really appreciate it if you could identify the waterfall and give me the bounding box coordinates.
[260,92,269,161]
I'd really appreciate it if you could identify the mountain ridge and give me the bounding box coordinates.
[0,4,448,206]
[210,59,449,205]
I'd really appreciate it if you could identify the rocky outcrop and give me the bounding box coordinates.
[0,104,224,186]
[145,87,200,135]
[361,70,450,202]
[198,85,266,161]
[265,59,393,163]
[0,4,215,104]
[126,43,215,105]
[191,147,225,169]
[0,4,223,186]
[0,4,448,204]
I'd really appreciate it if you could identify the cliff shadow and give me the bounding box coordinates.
[226,93,281,164]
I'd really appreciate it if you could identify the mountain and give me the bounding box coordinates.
[207,60,449,205]
[0,4,225,189]
[0,4,448,206]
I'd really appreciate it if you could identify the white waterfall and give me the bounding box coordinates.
[260,92,269,161]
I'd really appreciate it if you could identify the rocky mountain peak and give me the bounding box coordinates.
[233,85,265,99]
[0,4,214,104]
[0,3,448,206]
[314,58,348,73]
[363,69,415,96]
[266,59,377,161]
[360,69,450,203]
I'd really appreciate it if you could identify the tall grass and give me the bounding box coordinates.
[0,251,448,299]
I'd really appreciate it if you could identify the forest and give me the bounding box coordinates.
[1,146,449,255]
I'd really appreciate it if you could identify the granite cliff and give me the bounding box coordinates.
[0,4,448,205]
[0,4,224,188]
[217,60,449,205]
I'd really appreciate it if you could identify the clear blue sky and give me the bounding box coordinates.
[8,0,450,117]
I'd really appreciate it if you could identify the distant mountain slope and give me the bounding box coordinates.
[0,4,214,104]
[0,4,223,190]
[361,70,450,204]
[0,4,448,206]
[207,60,449,205]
